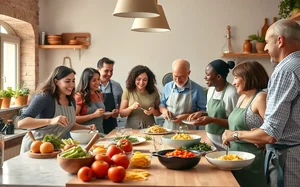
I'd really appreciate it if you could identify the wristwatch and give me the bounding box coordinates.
[233,131,239,141]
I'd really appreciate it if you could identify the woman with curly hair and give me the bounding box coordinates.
[18,66,96,153]
[75,68,106,133]
[120,65,161,129]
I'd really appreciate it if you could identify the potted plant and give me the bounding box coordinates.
[0,87,14,108]
[279,0,300,18]
[248,32,266,53]
[13,84,30,106]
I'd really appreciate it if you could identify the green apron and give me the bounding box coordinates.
[205,83,228,150]
[228,91,268,187]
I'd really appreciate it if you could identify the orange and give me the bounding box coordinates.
[30,140,43,153]
[40,142,54,154]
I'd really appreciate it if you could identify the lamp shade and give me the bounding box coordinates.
[131,4,170,32]
[113,0,159,18]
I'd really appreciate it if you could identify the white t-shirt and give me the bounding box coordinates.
[206,83,239,117]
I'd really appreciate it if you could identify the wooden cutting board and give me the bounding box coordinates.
[28,150,61,159]
[261,18,269,37]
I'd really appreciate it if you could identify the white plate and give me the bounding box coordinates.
[107,136,147,145]
[140,128,174,135]
[182,120,198,125]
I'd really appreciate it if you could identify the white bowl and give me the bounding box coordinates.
[205,151,255,170]
[162,134,201,148]
[70,129,99,144]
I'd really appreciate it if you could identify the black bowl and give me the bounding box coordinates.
[152,149,203,170]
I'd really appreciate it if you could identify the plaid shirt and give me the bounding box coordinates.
[261,51,300,187]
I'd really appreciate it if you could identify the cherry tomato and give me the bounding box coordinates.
[111,154,130,169]
[108,166,126,183]
[77,166,93,182]
[106,145,124,158]
[91,160,110,178]
[117,138,133,152]
[95,153,113,166]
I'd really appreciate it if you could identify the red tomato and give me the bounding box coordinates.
[77,166,93,182]
[106,145,124,158]
[108,166,126,183]
[95,153,113,166]
[117,139,133,152]
[91,160,110,178]
[111,154,130,169]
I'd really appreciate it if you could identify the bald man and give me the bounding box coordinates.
[159,59,206,130]
[222,19,300,187]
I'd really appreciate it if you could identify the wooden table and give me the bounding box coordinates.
[66,130,239,187]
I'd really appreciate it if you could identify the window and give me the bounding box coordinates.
[0,21,20,90]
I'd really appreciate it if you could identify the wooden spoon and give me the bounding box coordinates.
[27,131,36,141]
[84,133,100,152]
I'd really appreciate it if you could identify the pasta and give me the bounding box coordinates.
[171,133,194,140]
[147,125,168,133]
[130,151,151,168]
[217,154,244,161]
[125,169,150,181]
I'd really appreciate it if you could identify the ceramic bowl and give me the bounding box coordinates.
[70,129,99,144]
[152,149,202,170]
[57,153,95,174]
[162,134,201,148]
[205,151,255,170]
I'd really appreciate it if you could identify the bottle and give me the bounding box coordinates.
[5,119,14,135]
[0,134,4,168]
[243,40,252,54]
[223,25,233,54]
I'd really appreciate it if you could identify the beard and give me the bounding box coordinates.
[175,79,188,89]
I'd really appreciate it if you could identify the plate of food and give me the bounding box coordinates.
[140,125,174,135]
[182,120,198,125]
[107,135,147,145]
[180,142,217,154]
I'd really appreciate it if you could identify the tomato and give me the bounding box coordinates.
[106,145,124,158]
[91,160,109,178]
[77,166,93,182]
[95,153,113,166]
[107,166,126,183]
[117,138,133,152]
[111,154,130,169]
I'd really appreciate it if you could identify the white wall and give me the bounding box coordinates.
[39,0,280,91]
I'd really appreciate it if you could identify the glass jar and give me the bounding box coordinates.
[5,119,14,135]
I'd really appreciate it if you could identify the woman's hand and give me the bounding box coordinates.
[187,111,202,121]
[191,116,211,126]
[93,108,104,118]
[144,107,154,116]
[50,115,68,127]
[222,130,235,146]
[130,102,141,110]
[87,124,96,130]
[111,109,119,118]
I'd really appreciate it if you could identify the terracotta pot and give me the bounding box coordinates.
[0,99,2,108]
[15,96,26,106]
[23,95,28,105]
[255,42,266,53]
[1,97,11,109]
[243,40,252,53]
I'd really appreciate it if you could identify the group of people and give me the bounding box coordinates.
[18,19,300,187]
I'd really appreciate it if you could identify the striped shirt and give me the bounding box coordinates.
[260,51,300,187]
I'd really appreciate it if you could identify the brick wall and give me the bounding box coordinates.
[0,0,39,121]
[0,0,39,91]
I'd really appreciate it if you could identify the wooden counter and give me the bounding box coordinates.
[66,130,239,187]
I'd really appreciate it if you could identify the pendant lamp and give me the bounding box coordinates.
[113,0,159,18]
[131,4,170,32]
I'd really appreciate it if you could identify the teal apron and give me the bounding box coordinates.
[20,99,76,153]
[265,143,300,187]
[82,92,105,133]
[205,83,228,151]
[102,81,118,134]
[228,91,268,187]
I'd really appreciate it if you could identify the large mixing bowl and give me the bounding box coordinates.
[57,153,95,174]
[152,149,202,170]
[205,151,255,170]
[162,134,201,148]
[70,129,98,144]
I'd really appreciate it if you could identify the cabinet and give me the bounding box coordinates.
[39,33,90,60]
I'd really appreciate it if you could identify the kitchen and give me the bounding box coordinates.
[0,0,288,186]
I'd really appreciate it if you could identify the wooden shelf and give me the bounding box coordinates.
[222,52,269,58]
[39,45,88,49]
[289,13,300,21]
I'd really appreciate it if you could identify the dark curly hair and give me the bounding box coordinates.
[76,68,100,106]
[126,65,157,94]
